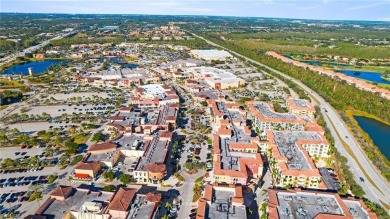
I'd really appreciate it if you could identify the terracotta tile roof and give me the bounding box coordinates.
[145,192,162,203]
[88,142,117,152]
[159,131,173,139]
[110,116,125,121]
[229,142,258,150]
[50,185,73,199]
[74,161,101,173]
[147,163,166,173]
[204,184,213,202]
[105,123,125,131]
[107,188,137,212]
[196,199,207,219]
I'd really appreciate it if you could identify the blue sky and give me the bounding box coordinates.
[1,0,390,21]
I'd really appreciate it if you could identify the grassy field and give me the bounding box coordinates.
[74,133,91,144]
[0,78,27,89]
[73,33,88,38]
[223,37,390,59]
[334,65,390,74]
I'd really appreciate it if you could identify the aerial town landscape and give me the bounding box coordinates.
[0,1,389,219]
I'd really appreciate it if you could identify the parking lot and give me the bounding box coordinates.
[14,104,115,118]
[319,167,341,191]
[6,122,78,134]
[45,92,111,101]
[0,146,45,159]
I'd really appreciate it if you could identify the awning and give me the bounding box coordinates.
[74,173,90,178]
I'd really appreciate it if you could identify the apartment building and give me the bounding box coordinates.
[286,97,316,118]
[267,188,378,219]
[248,101,305,131]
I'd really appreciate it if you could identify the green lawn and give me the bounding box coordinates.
[335,65,390,74]
[74,133,91,144]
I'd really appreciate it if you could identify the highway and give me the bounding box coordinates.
[191,32,390,208]
[0,31,77,67]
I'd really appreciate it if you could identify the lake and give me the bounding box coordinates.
[335,70,390,84]
[1,60,67,75]
[354,116,390,160]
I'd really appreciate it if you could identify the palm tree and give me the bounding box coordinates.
[165,201,172,210]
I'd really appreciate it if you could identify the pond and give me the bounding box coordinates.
[354,116,390,160]
[1,60,67,75]
[301,60,350,67]
[335,70,390,84]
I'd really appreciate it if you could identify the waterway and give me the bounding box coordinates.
[335,70,390,84]
[1,60,67,75]
[354,116,390,160]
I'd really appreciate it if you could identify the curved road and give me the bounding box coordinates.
[191,33,390,208]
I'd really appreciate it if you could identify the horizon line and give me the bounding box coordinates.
[1,11,389,23]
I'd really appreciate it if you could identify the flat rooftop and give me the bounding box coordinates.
[208,190,246,219]
[116,134,145,149]
[273,131,322,171]
[254,102,297,120]
[141,84,166,96]
[136,137,167,171]
[127,194,156,219]
[195,90,219,99]
[292,99,309,108]
[216,102,241,121]
[42,189,112,219]
[87,151,116,162]
[219,127,255,171]
[343,200,371,219]
[276,191,345,219]
[191,50,233,59]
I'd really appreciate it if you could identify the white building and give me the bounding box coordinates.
[186,67,245,89]
[190,49,233,61]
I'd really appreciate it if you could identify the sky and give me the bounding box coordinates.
[1,0,390,21]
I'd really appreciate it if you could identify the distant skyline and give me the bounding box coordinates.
[1,0,390,21]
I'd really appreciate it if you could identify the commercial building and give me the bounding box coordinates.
[30,185,114,219]
[133,132,170,184]
[267,188,378,219]
[196,184,246,219]
[27,185,164,219]
[186,67,245,89]
[131,84,179,106]
[73,161,102,180]
[190,49,233,61]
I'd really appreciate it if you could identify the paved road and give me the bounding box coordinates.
[191,32,390,208]
[0,31,77,66]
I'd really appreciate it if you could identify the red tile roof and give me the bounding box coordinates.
[50,185,73,199]
[145,192,162,203]
[88,142,117,152]
[107,188,137,212]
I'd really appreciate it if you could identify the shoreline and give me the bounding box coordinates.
[0,58,69,74]
[347,110,390,127]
